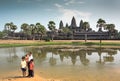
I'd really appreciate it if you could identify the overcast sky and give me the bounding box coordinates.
[0,0,120,31]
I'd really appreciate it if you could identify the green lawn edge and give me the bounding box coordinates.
[0,41,120,48]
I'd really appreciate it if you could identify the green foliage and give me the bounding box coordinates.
[62,27,71,34]
[97,18,106,24]
[4,22,17,33]
[72,42,82,45]
[83,22,90,31]
[44,37,51,42]
[21,23,29,32]
[48,21,56,31]
[96,18,106,32]
[105,24,117,33]
[36,23,46,35]
[0,31,4,38]
[1,41,120,48]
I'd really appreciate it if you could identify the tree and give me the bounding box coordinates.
[105,24,118,39]
[30,24,36,40]
[21,23,29,32]
[82,22,90,42]
[96,18,106,44]
[4,23,11,32]
[96,18,106,32]
[11,24,17,37]
[36,23,46,40]
[83,22,90,31]
[4,22,13,34]
[0,31,4,39]
[48,21,56,31]
[62,27,71,33]
[105,24,115,32]
[48,21,56,41]
[11,25,17,33]
[21,23,29,39]
[4,22,17,37]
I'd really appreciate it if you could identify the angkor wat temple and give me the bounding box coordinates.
[6,16,118,40]
[50,16,117,40]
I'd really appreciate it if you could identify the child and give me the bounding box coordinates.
[21,56,27,77]
[29,59,34,77]
[25,54,29,63]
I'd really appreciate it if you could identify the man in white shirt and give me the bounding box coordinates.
[28,52,33,61]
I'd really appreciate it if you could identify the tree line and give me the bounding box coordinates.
[0,18,120,40]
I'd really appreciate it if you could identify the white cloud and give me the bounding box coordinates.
[65,0,75,5]
[64,0,85,5]
[54,3,91,25]
[54,3,63,8]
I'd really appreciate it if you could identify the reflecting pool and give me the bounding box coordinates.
[0,46,120,81]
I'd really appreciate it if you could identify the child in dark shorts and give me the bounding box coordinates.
[21,56,27,77]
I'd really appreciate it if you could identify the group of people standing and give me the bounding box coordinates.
[20,52,34,77]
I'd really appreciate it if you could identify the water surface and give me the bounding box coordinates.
[0,46,120,81]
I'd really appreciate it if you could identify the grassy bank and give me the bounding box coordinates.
[0,40,120,47]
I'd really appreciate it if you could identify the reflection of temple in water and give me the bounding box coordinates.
[27,47,118,66]
[6,47,18,63]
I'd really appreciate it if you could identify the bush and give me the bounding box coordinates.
[44,37,50,42]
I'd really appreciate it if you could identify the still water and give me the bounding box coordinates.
[0,46,120,81]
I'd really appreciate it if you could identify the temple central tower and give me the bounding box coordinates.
[71,16,77,28]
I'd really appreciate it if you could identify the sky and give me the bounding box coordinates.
[0,0,120,32]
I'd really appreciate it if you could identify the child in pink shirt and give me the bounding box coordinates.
[29,59,34,77]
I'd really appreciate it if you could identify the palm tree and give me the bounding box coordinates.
[21,23,29,32]
[105,24,118,39]
[83,22,90,42]
[4,22,17,37]
[4,22,13,34]
[21,23,29,40]
[96,18,106,44]
[4,23,10,37]
[30,24,36,40]
[48,21,56,41]
[4,23,11,31]
[11,25,17,33]
[36,23,46,40]
[83,22,90,31]
[11,24,17,37]
[105,24,115,32]
[96,18,106,32]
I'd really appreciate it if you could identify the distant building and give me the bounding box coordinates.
[6,16,118,40]
[53,16,117,40]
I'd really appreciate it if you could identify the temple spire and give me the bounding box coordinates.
[71,16,77,28]
[79,20,83,28]
[59,20,64,29]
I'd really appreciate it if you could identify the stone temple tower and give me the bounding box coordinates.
[59,20,64,29]
[70,16,77,28]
